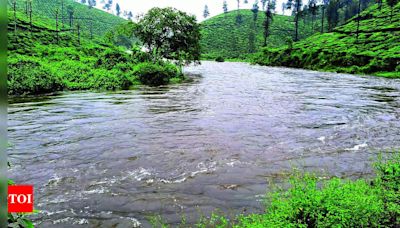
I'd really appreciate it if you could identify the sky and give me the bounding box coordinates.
[99,0,288,22]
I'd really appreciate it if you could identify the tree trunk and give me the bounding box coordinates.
[356,0,361,41]
[321,7,325,33]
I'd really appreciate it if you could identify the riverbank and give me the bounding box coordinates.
[252,3,400,79]
[152,152,400,227]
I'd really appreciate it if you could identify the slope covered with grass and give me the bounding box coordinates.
[7,12,182,95]
[253,3,400,78]
[7,0,125,37]
[200,9,321,59]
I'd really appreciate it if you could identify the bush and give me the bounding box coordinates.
[215,56,225,62]
[133,62,179,86]
[8,58,64,95]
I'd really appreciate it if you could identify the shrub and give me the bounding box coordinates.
[215,56,225,62]
[133,62,179,86]
[8,58,64,95]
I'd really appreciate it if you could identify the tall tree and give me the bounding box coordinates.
[128,11,133,20]
[116,3,121,16]
[327,0,339,31]
[387,0,399,21]
[236,0,243,24]
[262,0,268,10]
[80,0,87,4]
[67,6,74,28]
[249,0,260,52]
[320,0,330,33]
[308,0,318,30]
[88,0,96,9]
[223,0,228,13]
[203,4,210,18]
[270,0,277,12]
[134,7,201,71]
[263,4,274,46]
[287,0,302,41]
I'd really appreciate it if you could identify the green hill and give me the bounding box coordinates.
[253,3,400,78]
[7,11,181,95]
[200,9,321,59]
[7,0,126,38]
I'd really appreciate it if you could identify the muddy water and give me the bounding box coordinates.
[8,62,400,227]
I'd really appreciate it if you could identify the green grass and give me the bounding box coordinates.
[253,2,400,78]
[7,0,126,38]
[200,9,322,59]
[151,152,400,227]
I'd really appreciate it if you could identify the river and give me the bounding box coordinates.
[8,62,400,227]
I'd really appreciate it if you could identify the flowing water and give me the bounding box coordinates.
[8,62,400,227]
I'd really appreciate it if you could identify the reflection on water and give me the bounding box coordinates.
[8,62,400,227]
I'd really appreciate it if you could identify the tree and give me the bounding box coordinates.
[134,7,201,71]
[262,0,268,10]
[321,0,330,33]
[203,4,210,18]
[104,0,112,11]
[287,0,302,41]
[245,0,249,3]
[236,0,243,24]
[270,0,277,12]
[326,0,339,31]
[263,5,274,46]
[223,0,228,13]
[80,0,87,4]
[116,3,121,16]
[67,5,74,28]
[249,1,259,52]
[128,11,133,20]
[282,2,286,14]
[308,0,318,30]
[387,0,399,21]
[88,0,96,9]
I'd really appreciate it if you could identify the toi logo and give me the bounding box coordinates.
[8,185,34,213]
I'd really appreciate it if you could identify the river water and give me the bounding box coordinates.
[8,62,400,227]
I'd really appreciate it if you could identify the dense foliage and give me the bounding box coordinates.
[135,7,201,68]
[253,3,400,78]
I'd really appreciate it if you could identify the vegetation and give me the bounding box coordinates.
[7,6,195,95]
[8,0,126,37]
[134,7,201,70]
[253,2,400,78]
[200,9,322,60]
[151,152,400,227]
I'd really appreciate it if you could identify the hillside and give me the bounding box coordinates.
[253,3,400,78]
[200,9,321,59]
[7,0,126,38]
[7,11,182,95]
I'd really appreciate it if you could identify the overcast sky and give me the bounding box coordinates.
[98,0,288,22]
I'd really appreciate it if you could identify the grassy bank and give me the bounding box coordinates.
[7,11,184,96]
[152,152,400,227]
[252,3,400,78]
